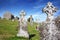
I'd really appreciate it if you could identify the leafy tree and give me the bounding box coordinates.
[0,17,1,19]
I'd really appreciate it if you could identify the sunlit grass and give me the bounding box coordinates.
[0,19,40,40]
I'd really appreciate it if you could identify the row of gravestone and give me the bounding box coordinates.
[3,11,34,22]
[16,2,60,40]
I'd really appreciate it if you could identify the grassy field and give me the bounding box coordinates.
[0,19,40,40]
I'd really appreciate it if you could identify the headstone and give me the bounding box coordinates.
[36,19,40,30]
[17,10,29,38]
[30,15,33,26]
[41,2,59,40]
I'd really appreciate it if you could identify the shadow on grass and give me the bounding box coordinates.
[6,34,36,40]
[29,34,36,39]
[6,36,29,40]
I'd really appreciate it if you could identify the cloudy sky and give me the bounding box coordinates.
[0,0,60,22]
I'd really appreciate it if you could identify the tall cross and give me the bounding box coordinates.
[19,10,26,24]
[42,2,57,17]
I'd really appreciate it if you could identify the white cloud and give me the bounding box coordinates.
[32,13,47,22]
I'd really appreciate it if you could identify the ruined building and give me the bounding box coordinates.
[3,11,14,20]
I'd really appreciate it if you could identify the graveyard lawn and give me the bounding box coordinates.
[0,19,40,40]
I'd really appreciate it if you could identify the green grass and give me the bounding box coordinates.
[0,19,40,40]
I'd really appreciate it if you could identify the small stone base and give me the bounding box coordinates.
[17,29,29,38]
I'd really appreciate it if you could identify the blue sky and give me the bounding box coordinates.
[0,0,60,22]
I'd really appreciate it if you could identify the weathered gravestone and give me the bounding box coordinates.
[36,2,60,40]
[42,2,59,40]
[17,10,29,38]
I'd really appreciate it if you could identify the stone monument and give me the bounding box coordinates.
[30,15,33,26]
[41,2,59,40]
[17,10,29,38]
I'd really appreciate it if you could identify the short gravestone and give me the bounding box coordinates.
[30,15,33,26]
[36,19,40,31]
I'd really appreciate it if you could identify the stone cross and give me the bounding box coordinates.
[43,2,57,22]
[17,10,29,38]
[42,2,58,40]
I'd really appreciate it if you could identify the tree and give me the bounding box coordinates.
[0,17,1,19]
[27,18,30,22]
[15,16,19,20]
